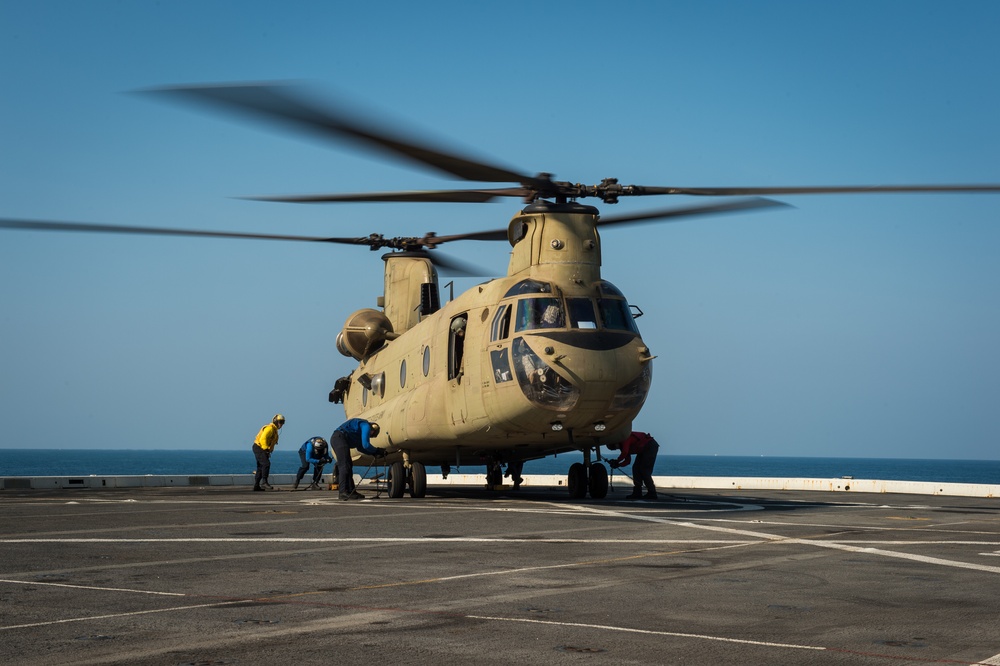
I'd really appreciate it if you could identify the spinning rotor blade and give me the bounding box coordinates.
[244,187,530,204]
[597,197,791,227]
[147,83,545,188]
[628,184,1000,196]
[0,218,384,246]
[0,218,497,276]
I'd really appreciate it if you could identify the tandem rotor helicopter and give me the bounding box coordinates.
[4,83,1000,499]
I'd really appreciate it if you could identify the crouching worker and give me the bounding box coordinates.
[607,431,660,500]
[329,419,381,500]
[294,437,333,490]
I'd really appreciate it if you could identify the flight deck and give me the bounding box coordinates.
[2,482,1000,665]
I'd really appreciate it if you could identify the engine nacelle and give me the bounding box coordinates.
[336,308,395,360]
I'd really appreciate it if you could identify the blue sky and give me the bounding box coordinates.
[2,1,999,459]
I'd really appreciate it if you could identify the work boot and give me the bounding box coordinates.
[643,492,658,501]
[340,491,365,500]
[253,486,264,492]
[261,481,274,490]
[307,482,320,490]
[625,490,643,500]
[292,481,299,490]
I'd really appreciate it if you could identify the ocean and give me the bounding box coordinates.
[3,449,1000,484]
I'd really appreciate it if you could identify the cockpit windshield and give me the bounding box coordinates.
[515,297,565,332]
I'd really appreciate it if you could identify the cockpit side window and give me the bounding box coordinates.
[490,303,511,341]
[597,298,639,334]
[567,298,598,329]
[515,297,565,332]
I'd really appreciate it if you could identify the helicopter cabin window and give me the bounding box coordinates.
[567,298,598,329]
[449,314,468,380]
[597,298,640,334]
[491,304,511,341]
[399,359,407,389]
[422,345,430,377]
[504,279,552,298]
[515,297,565,332]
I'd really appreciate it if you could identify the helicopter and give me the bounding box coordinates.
[3,83,1000,499]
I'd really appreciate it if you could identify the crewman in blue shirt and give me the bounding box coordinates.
[329,418,381,500]
[293,437,333,490]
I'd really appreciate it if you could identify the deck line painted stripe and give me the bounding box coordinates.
[0,600,247,631]
[0,578,184,596]
[465,615,824,651]
[570,505,1000,575]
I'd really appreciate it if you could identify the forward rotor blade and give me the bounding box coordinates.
[244,187,530,204]
[0,218,379,246]
[146,83,543,186]
[597,198,791,227]
[630,184,1000,196]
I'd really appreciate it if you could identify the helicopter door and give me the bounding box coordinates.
[448,313,469,424]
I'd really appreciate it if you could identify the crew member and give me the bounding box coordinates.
[329,418,381,500]
[294,437,333,490]
[608,431,660,500]
[252,414,284,491]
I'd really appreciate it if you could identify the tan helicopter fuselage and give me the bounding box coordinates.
[336,202,653,468]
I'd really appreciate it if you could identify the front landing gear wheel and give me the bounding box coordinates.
[589,463,609,499]
[408,461,427,498]
[388,461,406,498]
[567,462,588,499]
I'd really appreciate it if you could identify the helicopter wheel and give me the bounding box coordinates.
[408,461,427,498]
[486,463,503,489]
[567,463,588,499]
[588,463,609,499]
[388,461,406,498]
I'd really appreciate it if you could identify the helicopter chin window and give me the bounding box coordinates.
[609,364,652,411]
[511,337,580,411]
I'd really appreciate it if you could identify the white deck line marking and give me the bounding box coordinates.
[0,578,183,595]
[465,615,824,651]
[978,652,1000,665]
[0,537,755,544]
[0,600,247,631]
[571,505,1000,575]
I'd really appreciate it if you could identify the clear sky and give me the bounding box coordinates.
[2,1,999,459]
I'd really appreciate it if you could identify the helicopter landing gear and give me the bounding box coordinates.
[408,461,427,498]
[387,460,427,498]
[566,435,609,499]
[388,461,406,498]
[486,461,504,489]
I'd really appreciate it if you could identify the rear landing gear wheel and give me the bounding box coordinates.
[589,463,609,499]
[568,462,588,499]
[388,461,406,498]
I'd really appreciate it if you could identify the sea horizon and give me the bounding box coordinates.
[3,450,1000,485]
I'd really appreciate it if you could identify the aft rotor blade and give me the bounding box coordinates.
[597,198,791,227]
[147,83,543,187]
[244,187,530,204]
[630,184,1000,196]
[423,251,494,277]
[0,218,381,246]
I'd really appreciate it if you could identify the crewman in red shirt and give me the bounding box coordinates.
[608,431,660,500]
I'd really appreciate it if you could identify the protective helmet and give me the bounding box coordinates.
[368,422,380,437]
[311,437,328,454]
[273,414,286,425]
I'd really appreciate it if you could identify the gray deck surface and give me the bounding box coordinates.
[2,484,1000,665]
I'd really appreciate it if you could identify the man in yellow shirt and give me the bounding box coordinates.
[252,414,285,491]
